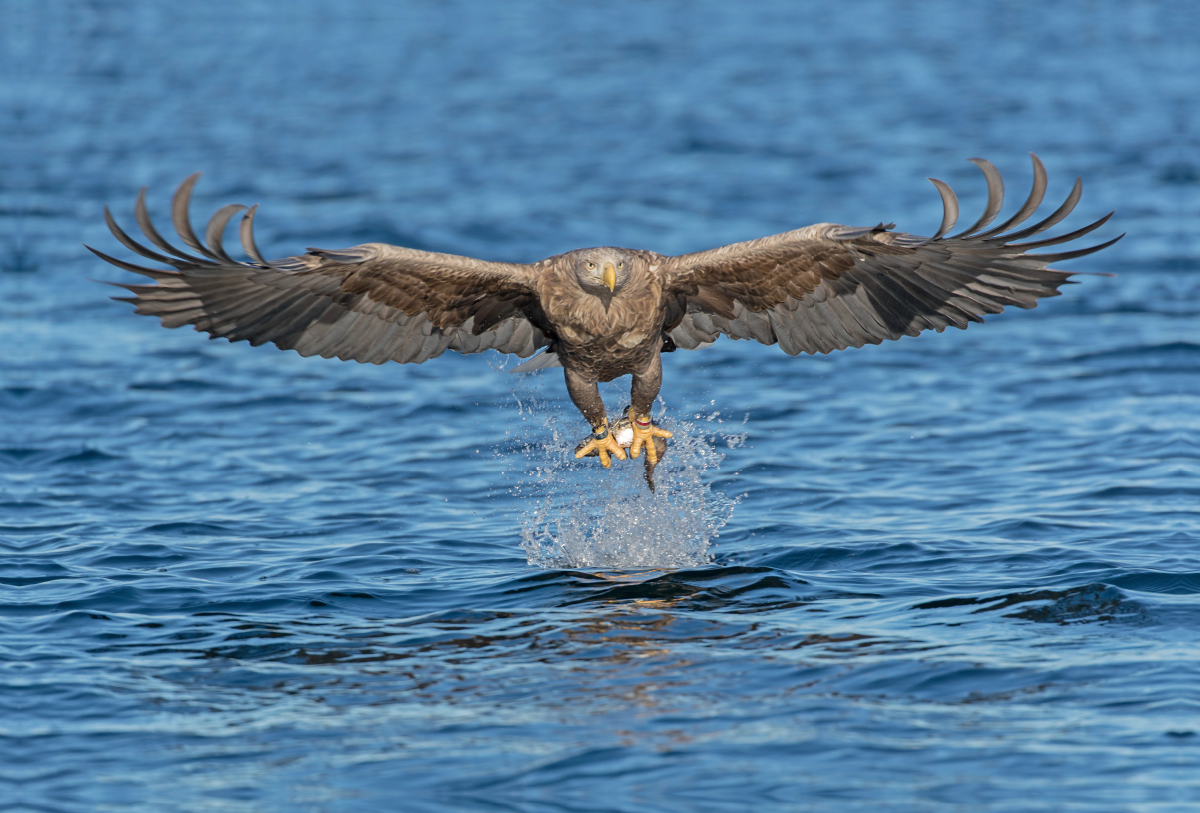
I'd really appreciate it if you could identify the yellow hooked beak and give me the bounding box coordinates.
[602,262,616,292]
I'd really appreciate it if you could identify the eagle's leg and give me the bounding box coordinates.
[628,353,673,465]
[566,368,626,468]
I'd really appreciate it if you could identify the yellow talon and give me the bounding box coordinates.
[574,421,626,468]
[627,408,673,464]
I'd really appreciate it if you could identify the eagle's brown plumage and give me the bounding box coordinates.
[91,154,1119,466]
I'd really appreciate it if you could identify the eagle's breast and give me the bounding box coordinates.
[615,326,652,349]
[557,324,595,344]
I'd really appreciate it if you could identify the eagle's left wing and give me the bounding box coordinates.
[658,155,1120,356]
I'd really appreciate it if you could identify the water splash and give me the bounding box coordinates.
[501,374,741,570]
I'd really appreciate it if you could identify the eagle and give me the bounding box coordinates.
[91,154,1119,473]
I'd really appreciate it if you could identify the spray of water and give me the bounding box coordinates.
[499,372,742,570]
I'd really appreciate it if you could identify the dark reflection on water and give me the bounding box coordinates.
[5,1,1200,811]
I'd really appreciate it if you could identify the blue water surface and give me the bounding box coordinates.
[4,2,1199,811]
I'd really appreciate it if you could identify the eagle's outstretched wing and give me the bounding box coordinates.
[658,154,1121,356]
[90,175,553,364]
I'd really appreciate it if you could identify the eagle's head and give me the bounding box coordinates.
[570,248,635,304]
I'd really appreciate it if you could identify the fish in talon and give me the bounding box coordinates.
[627,407,673,464]
[573,420,626,468]
[574,413,669,490]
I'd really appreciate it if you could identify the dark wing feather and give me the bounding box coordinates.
[659,154,1121,355]
[90,175,553,365]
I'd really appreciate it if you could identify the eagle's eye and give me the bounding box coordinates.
[617,262,624,269]
[587,262,595,270]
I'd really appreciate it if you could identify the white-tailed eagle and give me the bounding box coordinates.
[91,154,1119,475]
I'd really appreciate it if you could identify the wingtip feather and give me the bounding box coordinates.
[925,177,960,241]
[1032,233,1124,264]
[134,182,213,264]
[951,158,1005,238]
[171,173,214,259]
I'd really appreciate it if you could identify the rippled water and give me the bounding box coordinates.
[5,2,1199,811]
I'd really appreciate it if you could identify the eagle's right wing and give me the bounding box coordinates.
[90,175,554,365]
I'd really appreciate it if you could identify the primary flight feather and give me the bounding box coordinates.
[91,154,1120,474]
